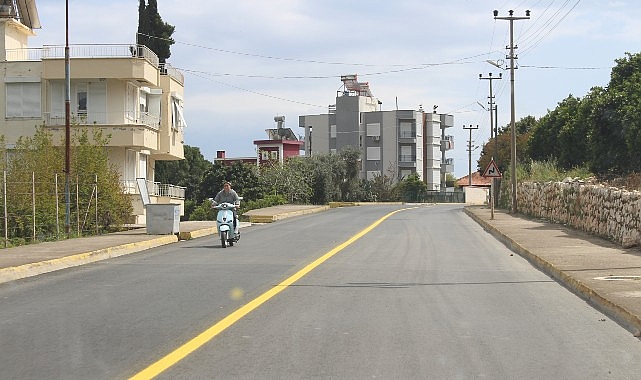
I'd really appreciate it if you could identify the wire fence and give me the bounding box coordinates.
[1,172,102,248]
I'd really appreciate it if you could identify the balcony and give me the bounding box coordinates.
[122,180,185,200]
[160,62,185,85]
[122,180,186,221]
[43,111,161,150]
[398,130,416,143]
[43,111,160,130]
[398,155,417,167]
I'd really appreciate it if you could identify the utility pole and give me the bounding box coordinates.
[479,72,502,212]
[464,125,478,186]
[479,72,501,158]
[65,0,71,237]
[494,9,530,214]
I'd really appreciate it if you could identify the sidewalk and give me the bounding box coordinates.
[465,205,641,336]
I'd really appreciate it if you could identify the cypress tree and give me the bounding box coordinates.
[136,0,175,63]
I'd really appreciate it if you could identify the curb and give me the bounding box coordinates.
[179,227,217,240]
[464,208,641,336]
[0,235,178,285]
[247,206,329,223]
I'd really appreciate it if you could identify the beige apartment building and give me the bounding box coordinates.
[0,1,185,224]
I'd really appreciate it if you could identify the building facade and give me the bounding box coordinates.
[299,75,454,190]
[0,1,185,224]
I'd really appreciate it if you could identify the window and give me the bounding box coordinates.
[366,147,381,161]
[399,121,413,138]
[126,83,137,121]
[139,153,147,180]
[400,145,414,162]
[76,84,87,115]
[330,124,336,138]
[366,123,380,137]
[171,94,187,130]
[49,81,105,123]
[125,150,137,182]
[6,82,41,118]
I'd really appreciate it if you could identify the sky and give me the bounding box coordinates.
[30,0,641,178]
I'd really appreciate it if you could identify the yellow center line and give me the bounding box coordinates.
[130,207,415,379]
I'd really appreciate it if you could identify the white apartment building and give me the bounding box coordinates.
[299,75,453,190]
[0,0,185,224]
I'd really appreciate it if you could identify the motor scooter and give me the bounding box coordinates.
[213,202,240,248]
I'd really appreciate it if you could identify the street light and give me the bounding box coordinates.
[493,9,530,214]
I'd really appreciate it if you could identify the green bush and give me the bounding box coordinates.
[239,194,287,217]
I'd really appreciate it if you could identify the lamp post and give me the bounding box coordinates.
[493,9,530,214]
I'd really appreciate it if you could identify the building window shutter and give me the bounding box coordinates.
[6,82,41,118]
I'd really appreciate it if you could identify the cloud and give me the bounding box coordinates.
[29,0,641,177]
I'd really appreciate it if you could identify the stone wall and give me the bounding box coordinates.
[517,179,641,248]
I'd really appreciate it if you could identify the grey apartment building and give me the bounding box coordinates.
[299,75,453,191]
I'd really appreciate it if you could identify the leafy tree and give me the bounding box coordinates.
[521,52,641,177]
[72,129,132,232]
[445,173,457,188]
[155,145,212,202]
[584,86,625,175]
[364,172,396,202]
[137,0,175,63]
[4,127,132,242]
[338,147,362,201]
[478,116,535,176]
[608,52,641,172]
[394,172,428,202]
[260,159,312,203]
[197,161,264,204]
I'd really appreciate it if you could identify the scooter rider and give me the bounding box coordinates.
[212,181,240,233]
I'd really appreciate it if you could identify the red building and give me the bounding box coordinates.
[214,116,304,166]
[254,139,305,166]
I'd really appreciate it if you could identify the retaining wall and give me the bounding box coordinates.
[518,179,641,248]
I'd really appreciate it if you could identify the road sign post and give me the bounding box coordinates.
[483,159,502,220]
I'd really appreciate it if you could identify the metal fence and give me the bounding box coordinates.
[1,172,100,248]
[422,191,466,203]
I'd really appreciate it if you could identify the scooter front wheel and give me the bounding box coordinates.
[220,230,228,248]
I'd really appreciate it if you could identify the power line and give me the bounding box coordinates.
[140,32,500,73]
[520,64,608,70]
[186,70,327,109]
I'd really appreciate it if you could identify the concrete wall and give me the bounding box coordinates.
[465,187,489,205]
[517,179,641,248]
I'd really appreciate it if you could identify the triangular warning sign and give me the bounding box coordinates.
[482,159,502,178]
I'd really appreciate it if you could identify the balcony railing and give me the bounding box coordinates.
[6,44,160,68]
[399,154,417,162]
[160,62,184,85]
[43,111,160,130]
[399,131,416,139]
[122,180,185,200]
[6,45,184,85]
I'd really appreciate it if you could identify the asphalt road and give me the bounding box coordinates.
[1,204,640,379]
